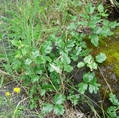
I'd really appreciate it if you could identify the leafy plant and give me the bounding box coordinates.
[107,93,119,118]
[42,94,66,115]
[96,53,107,63]
[1,0,119,117]
[68,3,119,47]
[78,72,100,94]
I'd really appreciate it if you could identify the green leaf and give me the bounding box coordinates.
[67,94,80,105]
[86,3,95,14]
[53,94,66,105]
[98,4,104,13]
[12,60,21,70]
[83,72,95,83]
[96,53,106,63]
[77,62,85,68]
[87,61,98,70]
[89,79,100,94]
[11,40,24,48]
[109,21,119,29]
[76,47,82,56]
[90,35,99,47]
[40,89,46,96]
[0,33,2,40]
[25,58,32,65]
[67,22,77,30]
[84,55,97,70]
[66,40,75,51]
[78,20,88,26]
[31,75,39,83]
[32,50,39,58]
[71,54,78,61]
[78,82,88,94]
[61,52,71,64]
[54,104,65,115]
[42,103,54,113]
[84,55,93,64]
[64,64,73,73]
[41,41,52,54]
[107,106,118,118]
[109,93,119,106]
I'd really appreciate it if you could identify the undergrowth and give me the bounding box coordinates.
[0,0,119,117]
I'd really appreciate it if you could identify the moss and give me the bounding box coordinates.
[93,38,119,102]
[95,38,119,78]
[104,42,119,78]
[114,65,119,78]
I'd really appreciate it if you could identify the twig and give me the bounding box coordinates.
[98,67,112,93]
[0,69,10,76]
[12,97,29,118]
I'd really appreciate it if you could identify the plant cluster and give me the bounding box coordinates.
[107,93,119,118]
[0,0,119,117]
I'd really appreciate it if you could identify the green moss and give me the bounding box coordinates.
[114,65,119,77]
[96,39,119,77]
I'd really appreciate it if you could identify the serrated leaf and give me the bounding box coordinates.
[53,94,66,105]
[78,82,88,94]
[89,82,100,94]
[86,3,95,14]
[83,72,95,83]
[90,35,99,47]
[77,62,85,68]
[42,103,54,113]
[109,93,119,106]
[67,94,80,105]
[89,78,100,94]
[64,64,73,73]
[31,75,39,83]
[67,22,77,30]
[54,104,65,115]
[96,53,106,63]
[84,55,97,70]
[61,52,71,64]
[41,41,52,54]
[25,58,32,65]
[107,106,118,118]
[87,61,98,70]
[98,4,104,13]
[32,50,39,58]
[84,55,93,64]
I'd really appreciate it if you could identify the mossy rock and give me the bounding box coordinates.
[94,38,119,78]
[93,38,119,104]
[102,41,119,78]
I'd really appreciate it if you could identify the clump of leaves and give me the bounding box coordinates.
[42,94,66,115]
[107,93,119,118]
[68,3,119,47]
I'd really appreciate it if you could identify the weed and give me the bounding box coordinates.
[0,0,119,117]
[107,93,119,118]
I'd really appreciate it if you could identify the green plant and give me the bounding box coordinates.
[78,72,100,94]
[1,0,119,117]
[42,94,66,115]
[107,93,119,118]
[68,3,119,47]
